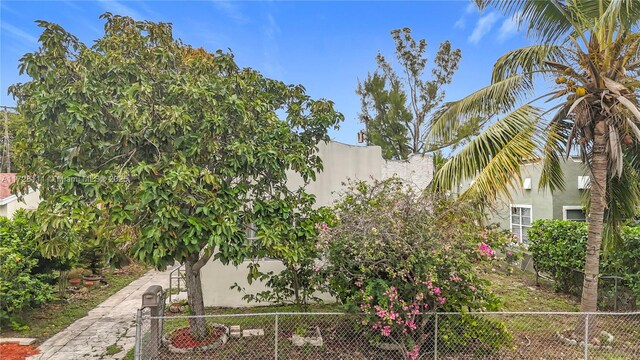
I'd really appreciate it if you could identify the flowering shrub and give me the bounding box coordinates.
[320,179,511,358]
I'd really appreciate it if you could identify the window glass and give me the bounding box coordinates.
[566,209,587,222]
[510,206,532,243]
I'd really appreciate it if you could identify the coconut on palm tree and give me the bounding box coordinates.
[429,0,640,335]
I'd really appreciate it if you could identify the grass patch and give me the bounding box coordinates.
[124,303,341,360]
[123,348,134,360]
[485,262,579,312]
[105,343,123,356]
[0,262,149,342]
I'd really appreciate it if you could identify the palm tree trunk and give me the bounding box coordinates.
[578,119,608,337]
[185,254,209,340]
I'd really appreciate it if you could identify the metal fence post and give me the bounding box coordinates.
[434,313,438,360]
[134,309,142,360]
[584,314,589,360]
[614,277,619,311]
[274,313,279,360]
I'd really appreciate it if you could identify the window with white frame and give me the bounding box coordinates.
[245,223,258,241]
[563,206,587,222]
[510,205,532,243]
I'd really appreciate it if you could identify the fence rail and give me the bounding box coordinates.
[167,265,186,303]
[134,311,640,359]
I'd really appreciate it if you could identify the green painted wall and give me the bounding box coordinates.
[468,159,589,240]
[551,159,589,219]
[489,162,553,237]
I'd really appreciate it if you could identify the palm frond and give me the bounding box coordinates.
[492,45,571,83]
[601,149,640,253]
[480,0,574,43]
[538,106,573,192]
[598,0,640,33]
[427,74,534,145]
[433,105,541,204]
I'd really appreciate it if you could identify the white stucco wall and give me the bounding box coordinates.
[382,154,434,191]
[285,141,384,207]
[0,190,40,219]
[200,141,433,307]
[200,259,286,307]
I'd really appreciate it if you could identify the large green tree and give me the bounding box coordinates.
[357,28,474,160]
[430,0,640,332]
[9,14,342,339]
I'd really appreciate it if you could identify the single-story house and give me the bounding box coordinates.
[0,173,40,218]
[199,141,434,307]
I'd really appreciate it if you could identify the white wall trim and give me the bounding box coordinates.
[0,188,36,206]
[0,195,17,206]
[510,204,532,243]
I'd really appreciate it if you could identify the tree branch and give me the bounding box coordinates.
[192,248,214,272]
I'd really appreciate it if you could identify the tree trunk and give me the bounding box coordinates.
[184,254,208,340]
[578,119,608,337]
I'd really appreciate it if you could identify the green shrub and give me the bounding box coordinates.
[528,219,640,308]
[0,211,55,329]
[606,226,640,307]
[527,220,587,294]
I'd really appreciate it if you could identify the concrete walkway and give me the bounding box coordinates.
[28,266,175,360]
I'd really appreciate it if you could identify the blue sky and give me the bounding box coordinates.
[0,0,529,145]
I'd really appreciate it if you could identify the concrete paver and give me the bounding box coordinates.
[0,338,37,345]
[27,266,174,360]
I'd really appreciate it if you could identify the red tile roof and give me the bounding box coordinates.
[0,173,16,199]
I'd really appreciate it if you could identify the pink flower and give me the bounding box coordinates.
[405,319,417,330]
[407,345,420,360]
[381,325,392,337]
[315,222,330,232]
[478,242,495,257]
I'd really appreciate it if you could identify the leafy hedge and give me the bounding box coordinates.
[528,219,640,308]
[0,211,55,329]
[527,220,588,294]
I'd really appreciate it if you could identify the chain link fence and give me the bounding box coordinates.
[134,311,640,359]
[135,286,167,360]
[532,264,639,311]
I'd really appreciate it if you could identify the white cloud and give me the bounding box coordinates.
[264,13,279,40]
[468,12,499,44]
[1,1,20,16]
[1,22,37,44]
[466,2,478,14]
[262,13,284,78]
[97,0,144,20]
[61,1,84,12]
[497,16,519,43]
[211,0,249,24]
[454,2,478,30]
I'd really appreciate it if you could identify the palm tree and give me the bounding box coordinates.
[429,0,640,333]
